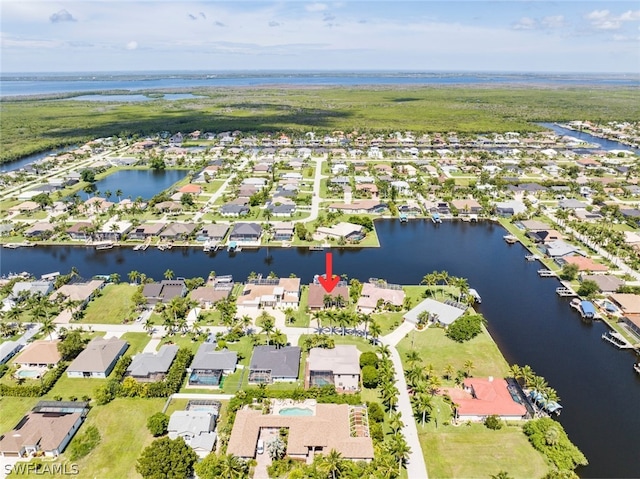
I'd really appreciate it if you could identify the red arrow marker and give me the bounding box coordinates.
[318,252,340,293]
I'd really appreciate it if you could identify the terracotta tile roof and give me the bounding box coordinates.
[307,284,349,309]
[563,255,609,272]
[227,404,374,460]
[443,377,526,418]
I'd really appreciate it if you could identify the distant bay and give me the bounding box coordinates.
[2,71,639,97]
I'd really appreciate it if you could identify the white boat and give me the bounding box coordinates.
[525,254,540,261]
[503,234,517,244]
[95,242,114,251]
[538,269,555,277]
[633,363,640,375]
[468,288,482,304]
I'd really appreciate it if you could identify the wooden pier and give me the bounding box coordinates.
[538,269,556,277]
[556,287,577,297]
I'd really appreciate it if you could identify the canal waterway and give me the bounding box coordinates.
[0,145,77,173]
[85,169,189,201]
[1,220,638,478]
[539,122,640,154]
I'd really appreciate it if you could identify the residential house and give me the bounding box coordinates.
[159,223,197,240]
[526,229,564,244]
[307,284,349,311]
[66,337,129,378]
[307,345,360,392]
[50,280,104,308]
[24,222,55,238]
[97,219,131,241]
[11,281,54,301]
[560,255,608,273]
[227,404,374,462]
[542,240,584,259]
[168,411,217,458]
[178,184,202,196]
[237,278,301,309]
[125,344,179,382]
[14,340,61,368]
[558,199,588,210]
[356,282,405,314]
[219,203,250,217]
[229,223,262,243]
[273,222,295,241]
[580,275,624,293]
[188,345,238,387]
[327,200,385,215]
[404,298,465,327]
[154,201,183,214]
[444,377,528,422]
[142,280,187,305]
[451,199,482,216]
[0,341,22,365]
[196,224,229,243]
[189,278,233,308]
[0,401,89,458]
[248,346,301,384]
[315,222,364,242]
[267,203,296,217]
[128,223,165,240]
[66,222,93,240]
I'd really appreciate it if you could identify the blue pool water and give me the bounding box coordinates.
[279,407,314,416]
[16,369,40,378]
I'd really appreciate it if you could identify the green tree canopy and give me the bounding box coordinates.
[135,437,197,479]
[146,412,169,437]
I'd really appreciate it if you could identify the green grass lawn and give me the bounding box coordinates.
[7,398,166,479]
[397,327,510,380]
[159,334,204,353]
[371,311,404,335]
[420,396,549,478]
[81,283,137,324]
[120,332,151,355]
[0,397,40,433]
[44,373,108,401]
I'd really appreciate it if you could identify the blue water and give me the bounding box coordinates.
[539,123,640,154]
[0,145,77,173]
[2,71,638,97]
[1,221,640,477]
[85,169,188,201]
[279,407,314,416]
[66,93,203,102]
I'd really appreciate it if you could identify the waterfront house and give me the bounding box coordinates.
[125,344,178,382]
[315,222,365,242]
[168,410,217,458]
[97,219,132,241]
[273,222,295,241]
[404,298,465,327]
[196,224,229,243]
[128,223,165,240]
[451,199,482,216]
[66,222,93,240]
[14,340,61,368]
[227,403,374,462]
[159,222,197,240]
[154,201,183,214]
[178,184,202,196]
[444,377,528,422]
[67,337,129,378]
[248,346,301,384]
[520,220,552,231]
[307,284,349,310]
[560,255,608,273]
[356,282,405,314]
[494,200,527,217]
[188,345,237,387]
[580,275,624,293]
[328,200,385,215]
[189,285,232,309]
[80,197,113,215]
[11,281,54,301]
[24,222,55,239]
[526,229,564,244]
[229,223,262,243]
[0,401,89,458]
[542,240,583,259]
[142,280,187,305]
[307,345,360,392]
[237,277,301,309]
[50,280,104,308]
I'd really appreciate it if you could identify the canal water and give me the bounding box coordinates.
[85,169,189,201]
[539,122,640,154]
[1,220,638,477]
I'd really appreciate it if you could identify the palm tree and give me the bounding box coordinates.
[463,359,475,378]
[239,314,253,334]
[40,318,56,341]
[271,329,287,349]
[427,375,442,396]
[358,312,372,338]
[164,269,174,280]
[115,189,123,202]
[376,344,391,359]
[320,449,344,479]
[217,454,249,479]
[144,318,154,336]
[388,411,404,435]
[411,391,433,426]
[386,432,411,476]
[283,307,295,325]
[443,363,455,380]
[261,316,275,343]
[405,350,421,367]
[423,363,436,380]
[520,365,535,388]
[405,366,423,389]
[128,270,140,284]
[336,310,352,336]
[368,321,381,344]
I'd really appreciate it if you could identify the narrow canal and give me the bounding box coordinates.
[1,220,638,477]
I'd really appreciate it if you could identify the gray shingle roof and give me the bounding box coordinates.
[191,345,238,371]
[127,344,179,377]
[250,345,300,378]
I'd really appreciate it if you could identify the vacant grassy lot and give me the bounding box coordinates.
[397,326,510,378]
[0,397,39,432]
[3,86,639,163]
[120,332,151,355]
[81,284,137,324]
[420,397,549,478]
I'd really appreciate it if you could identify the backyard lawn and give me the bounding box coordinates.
[397,326,510,378]
[120,332,151,355]
[81,283,137,324]
[0,397,39,433]
[419,396,549,478]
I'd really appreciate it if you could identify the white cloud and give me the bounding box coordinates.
[619,10,640,22]
[512,17,537,30]
[125,41,138,50]
[585,9,640,31]
[306,3,328,12]
[541,15,565,29]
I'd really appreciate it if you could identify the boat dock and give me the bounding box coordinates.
[602,331,635,349]
[538,269,556,277]
[503,234,517,244]
[95,242,114,251]
[431,213,442,224]
[634,363,640,375]
[525,254,540,261]
[3,242,34,249]
[399,214,408,223]
[556,287,577,297]
[157,243,173,251]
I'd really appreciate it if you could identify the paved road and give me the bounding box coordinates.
[382,322,429,479]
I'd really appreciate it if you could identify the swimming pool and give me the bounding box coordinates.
[16,369,40,378]
[279,407,314,416]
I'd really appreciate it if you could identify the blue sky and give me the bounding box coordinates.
[2,1,639,73]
